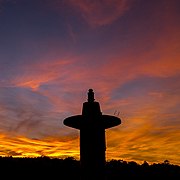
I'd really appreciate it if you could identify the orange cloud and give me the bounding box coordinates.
[0,133,80,159]
[14,59,74,90]
[106,105,180,165]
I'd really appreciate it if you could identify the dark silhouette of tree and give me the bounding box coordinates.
[0,156,179,179]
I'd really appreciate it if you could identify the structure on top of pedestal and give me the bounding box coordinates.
[63,89,121,180]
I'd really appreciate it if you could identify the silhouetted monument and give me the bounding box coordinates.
[63,89,121,180]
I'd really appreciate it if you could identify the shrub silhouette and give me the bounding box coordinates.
[0,156,179,179]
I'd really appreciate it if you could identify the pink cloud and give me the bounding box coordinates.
[12,58,74,90]
[66,0,133,27]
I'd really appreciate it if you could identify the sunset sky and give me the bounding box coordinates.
[0,0,180,165]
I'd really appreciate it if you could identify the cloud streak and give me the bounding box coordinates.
[0,133,79,158]
[66,0,133,27]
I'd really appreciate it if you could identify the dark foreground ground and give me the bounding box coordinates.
[0,156,179,179]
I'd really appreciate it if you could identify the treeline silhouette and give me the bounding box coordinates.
[0,156,179,179]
